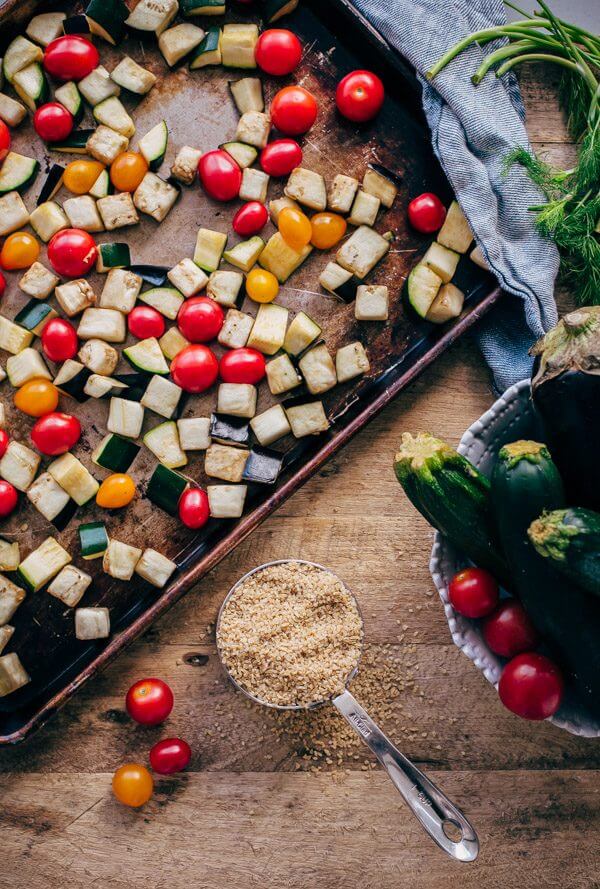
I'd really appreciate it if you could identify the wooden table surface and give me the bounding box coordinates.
[2,66,598,889]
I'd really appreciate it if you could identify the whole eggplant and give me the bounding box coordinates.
[530,307,600,509]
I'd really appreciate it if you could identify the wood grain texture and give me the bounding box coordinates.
[1,59,596,889]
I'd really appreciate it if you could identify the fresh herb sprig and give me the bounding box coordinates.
[427,1,600,307]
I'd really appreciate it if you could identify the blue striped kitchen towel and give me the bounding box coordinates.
[349,0,560,392]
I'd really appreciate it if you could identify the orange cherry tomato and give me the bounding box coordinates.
[14,379,59,417]
[110,151,149,192]
[96,473,136,508]
[278,206,312,251]
[310,212,347,249]
[63,159,105,194]
[112,763,154,808]
[1,232,40,270]
[246,268,279,303]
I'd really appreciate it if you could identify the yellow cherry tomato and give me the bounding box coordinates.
[310,212,347,249]
[1,232,40,270]
[96,473,136,508]
[14,379,59,417]
[112,763,153,808]
[246,268,279,303]
[278,206,312,251]
[110,151,149,192]
[63,159,105,195]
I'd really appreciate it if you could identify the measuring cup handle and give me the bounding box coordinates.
[332,689,479,862]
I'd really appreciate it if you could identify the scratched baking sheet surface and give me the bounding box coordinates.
[0,0,496,737]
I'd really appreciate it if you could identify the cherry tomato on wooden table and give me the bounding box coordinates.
[278,205,311,251]
[448,567,499,619]
[255,29,302,76]
[498,652,563,720]
[63,159,105,195]
[31,412,81,455]
[150,738,192,775]
[482,600,539,658]
[198,149,242,201]
[407,193,447,234]
[178,487,210,529]
[33,102,73,143]
[14,379,59,417]
[41,318,78,362]
[110,151,148,192]
[260,139,303,177]
[245,268,279,304]
[128,305,165,340]
[171,345,218,393]
[48,228,97,277]
[310,212,347,249]
[232,201,268,237]
[0,272,6,299]
[0,431,8,459]
[270,86,318,135]
[43,35,99,81]
[219,348,266,384]
[1,232,40,270]
[112,763,153,808]
[126,677,174,725]
[0,120,11,164]
[336,70,385,122]
[177,296,223,343]
[0,480,18,518]
[96,474,136,509]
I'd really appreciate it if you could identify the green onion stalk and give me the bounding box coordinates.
[427,0,600,306]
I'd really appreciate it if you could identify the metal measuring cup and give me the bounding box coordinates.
[216,560,479,863]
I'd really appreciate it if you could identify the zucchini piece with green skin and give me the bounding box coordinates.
[89,169,113,200]
[492,441,600,717]
[139,287,184,320]
[194,228,227,273]
[79,521,109,560]
[96,242,130,272]
[223,236,265,272]
[13,300,57,336]
[528,507,600,597]
[146,463,188,514]
[12,63,49,112]
[86,0,129,45]
[143,421,187,469]
[55,82,83,124]
[220,141,257,169]
[92,433,140,472]
[181,0,225,14]
[53,129,96,154]
[3,37,42,84]
[124,337,170,375]
[407,264,442,319]
[0,152,39,195]
[138,120,168,171]
[190,27,222,69]
[17,537,71,592]
[393,432,510,587]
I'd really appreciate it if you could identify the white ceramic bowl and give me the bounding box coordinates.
[429,378,600,738]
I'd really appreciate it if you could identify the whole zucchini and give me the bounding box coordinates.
[394,432,510,588]
[528,507,600,598]
[492,440,600,717]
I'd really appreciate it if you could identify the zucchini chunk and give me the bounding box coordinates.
[327,174,359,214]
[54,360,91,402]
[75,607,110,640]
[138,120,168,171]
[236,111,270,149]
[92,434,140,472]
[159,327,189,360]
[250,404,291,446]
[207,270,243,307]
[55,279,97,317]
[79,66,120,106]
[110,56,157,95]
[221,23,259,69]
[0,626,14,656]
[223,236,265,272]
[210,413,250,447]
[97,192,139,230]
[217,383,257,418]
[0,317,33,354]
[285,167,327,211]
[407,264,443,319]
[159,23,205,66]
[421,241,460,283]
[170,145,202,185]
[348,190,380,227]
[48,565,92,608]
[284,311,321,356]
[108,397,145,439]
[18,537,71,592]
[54,82,83,123]
[239,167,269,203]
[0,93,27,128]
[86,0,129,46]
[298,342,337,395]
[103,539,142,580]
[63,195,104,232]
[6,348,51,386]
[124,337,170,374]
[363,166,398,208]
[84,374,128,399]
[78,307,126,342]
[0,576,26,626]
[135,549,177,588]
[0,653,30,697]
[100,268,143,313]
[144,421,187,468]
[258,232,312,283]
[0,540,19,572]
[12,63,49,112]
[336,341,370,383]
[207,484,247,518]
[262,0,300,24]
[13,300,57,337]
[194,228,228,272]
[125,0,179,35]
[3,37,42,84]
[53,128,96,154]
[0,191,29,236]
[87,125,129,165]
[437,200,473,253]
[96,241,131,272]
[26,12,66,46]
[190,27,222,68]
[177,417,211,451]
[242,447,284,484]
[79,521,109,560]
[265,354,302,395]
[220,141,257,169]
[48,453,99,505]
[139,287,184,320]
[37,165,65,205]
[93,96,135,138]
[181,0,225,14]
[0,152,39,195]
[355,284,389,321]
[425,283,465,324]
[168,258,208,297]
[247,302,289,355]
[79,339,119,376]
[141,375,183,419]
[133,172,179,222]
[0,441,40,491]
[336,226,390,279]
[285,401,330,438]
[146,463,189,514]
[269,196,300,225]
[27,471,71,523]
[218,309,254,349]
[29,201,69,243]
[205,444,249,483]
[229,77,263,113]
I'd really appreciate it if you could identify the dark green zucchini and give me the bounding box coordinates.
[528,507,600,598]
[146,464,188,514]
[492,440,600,718]
[393,432,510,587]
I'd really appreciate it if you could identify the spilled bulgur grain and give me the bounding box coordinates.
[217,562,363,707]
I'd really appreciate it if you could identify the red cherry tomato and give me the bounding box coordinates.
[0,272,6,299]
[171,344,218,393]
[0,431,8,459]
[271,86,318,136]
[407,193,447,234]
[498,653,564,720]
[178,487,210,529]
[126,678,174,726]
[219,348,266,384]
[150,738,192,775]
[0,121,10,164]
[336,70,385,122]
[31,412,81,456]
[41,318,78,362]
[0,480,17,518]
[33,103,74,143]
[177,296,223,343]
[47,228,97,278]
[128,305,165,340]
[198,150,242,201]
[448,567,499,619]
[232,201,269,237]
[43,35,99,82]
[260,139,303,177]
[483,600,539,658]
[255,29,302,76]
